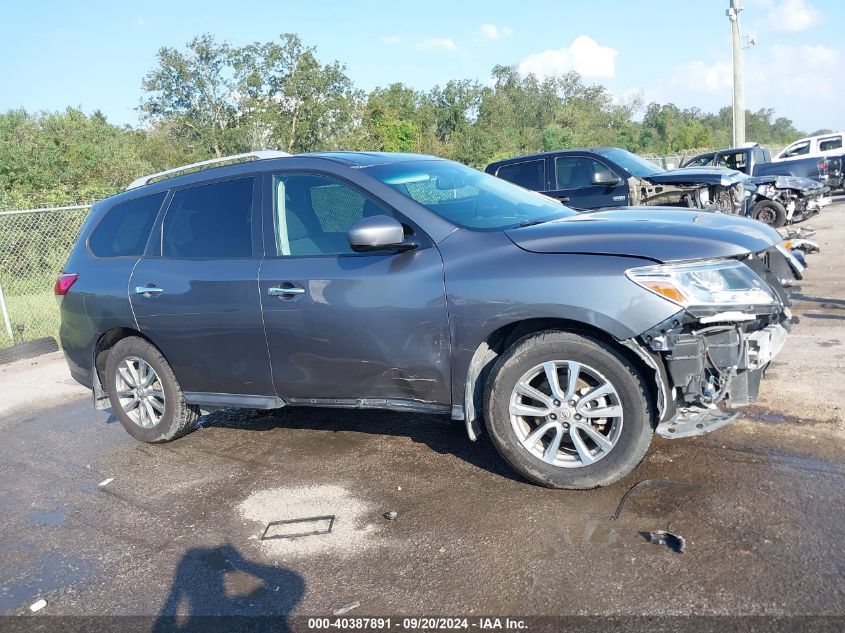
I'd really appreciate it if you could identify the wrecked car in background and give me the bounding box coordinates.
[485,147,748,214]
[745,175,828,227]
[682,145,832,227]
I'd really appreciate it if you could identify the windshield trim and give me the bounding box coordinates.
[594,148,664,178]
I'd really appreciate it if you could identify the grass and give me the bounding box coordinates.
[0,290,59,348]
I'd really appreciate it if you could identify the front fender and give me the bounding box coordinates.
[438,230,683,425]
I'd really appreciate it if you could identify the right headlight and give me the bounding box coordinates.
[625,259,777,308]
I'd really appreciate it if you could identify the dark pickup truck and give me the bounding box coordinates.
[682,145,840,189]
[485,148,747,214]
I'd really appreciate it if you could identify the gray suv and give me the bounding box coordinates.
[58,151,797,488]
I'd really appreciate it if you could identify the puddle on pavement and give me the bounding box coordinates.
[28,508,71,527]
[610,479,701,522]
[0,552,90,613]
[224,570,266,598]
[742,406,826,426]
[238,485,382,559]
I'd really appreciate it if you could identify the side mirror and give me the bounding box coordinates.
[592,170,622,187]
[348,215,415,253]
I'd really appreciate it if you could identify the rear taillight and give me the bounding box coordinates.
[818,160,828,171]
[54,273,79,296]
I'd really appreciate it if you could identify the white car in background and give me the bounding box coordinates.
[774,132,844,162]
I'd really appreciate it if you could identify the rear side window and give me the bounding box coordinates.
[819,136,843,152]
[495,159,545,191]
[163,177,254,258]
[88,193,166,258]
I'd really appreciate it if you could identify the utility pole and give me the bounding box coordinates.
[727,0,745,147]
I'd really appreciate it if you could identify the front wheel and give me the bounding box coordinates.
[484,331,654,489]
[752,200,787,228]
[105,336,200,443]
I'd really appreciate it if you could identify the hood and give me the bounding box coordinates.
[504,208,782,263]
[648,167,745,187]
[749,175,823,192]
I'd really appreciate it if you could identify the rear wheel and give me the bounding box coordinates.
[484,331,654,489]
[105,337,200,443]
[752,200,787,228]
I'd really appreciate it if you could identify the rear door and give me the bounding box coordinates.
[258,171,451,406]
[546,155,628,209]
[129,175,274,401]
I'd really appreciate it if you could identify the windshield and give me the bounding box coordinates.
[364,160,575,230]
[594,148,664,178]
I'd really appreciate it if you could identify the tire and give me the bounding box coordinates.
[751,200,787,228]
[105,336,200,443]
[483,331,654,489]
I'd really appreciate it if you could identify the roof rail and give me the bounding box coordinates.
[126,150,292,190]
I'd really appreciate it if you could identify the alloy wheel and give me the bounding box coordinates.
[114,356,166,428]
[509,360,623,468]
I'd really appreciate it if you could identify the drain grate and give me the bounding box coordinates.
[260,515,335,541]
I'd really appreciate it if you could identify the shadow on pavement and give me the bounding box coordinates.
[201,406,527,484]
[152,542,304,633]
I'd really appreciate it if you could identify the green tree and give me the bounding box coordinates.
[234,33,361,153]
[140,34,242,157]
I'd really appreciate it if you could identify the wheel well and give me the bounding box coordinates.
[94,327,159,386]
[463,318,661,433]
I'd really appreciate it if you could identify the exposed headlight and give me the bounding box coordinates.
[626,260,777,308]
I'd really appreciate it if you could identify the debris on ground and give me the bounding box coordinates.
[332,601,360,616]
[29,598,47,612]
[261,515,335,541]
[610,479,697,521]
[383,511,398,520]
[97,478,114,488]
[643,530,686,554]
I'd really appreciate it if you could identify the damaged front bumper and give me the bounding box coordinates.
[627,250,794,439]
[653,320,790,438]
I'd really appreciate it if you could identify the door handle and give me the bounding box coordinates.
[268,286,305,297]
[135,286,163,296]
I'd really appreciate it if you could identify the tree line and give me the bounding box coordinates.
[0,32,825,209]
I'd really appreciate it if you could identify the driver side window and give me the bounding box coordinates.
[781,142,810,158]
[555,157,616,189]
[686,156,713,167]
[273,174,394,257]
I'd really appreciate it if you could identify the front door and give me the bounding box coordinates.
[129,175,274,399]
[547,155,628,209]
[258,171,451,407]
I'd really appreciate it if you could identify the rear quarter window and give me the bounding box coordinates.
[819,136,843,152]
[495,159,545,191]
[88,192,167,258]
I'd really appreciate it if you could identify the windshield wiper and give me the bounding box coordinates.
[517,219,550,227]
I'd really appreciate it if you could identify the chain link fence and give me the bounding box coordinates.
[0,205,91,349]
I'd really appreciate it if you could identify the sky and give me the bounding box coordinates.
[0,0,842,133]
